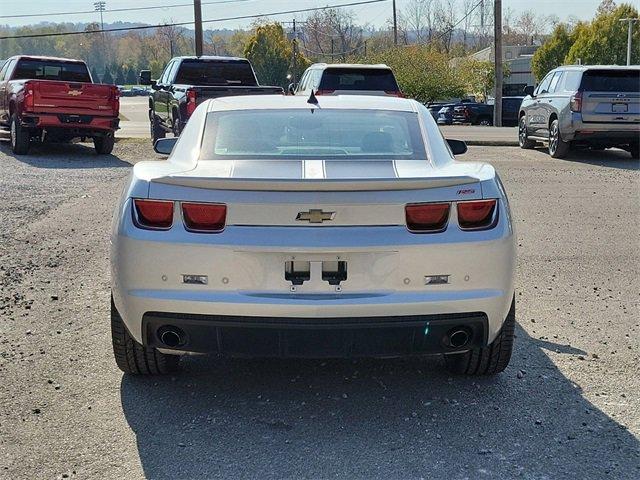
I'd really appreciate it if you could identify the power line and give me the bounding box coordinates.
[0,0,253,20]
[0,0,390,40]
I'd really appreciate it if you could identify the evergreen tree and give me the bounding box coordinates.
[102,66,114,84]
[125,67,137,85]
[91,66,101,83]
[115,65,126,85]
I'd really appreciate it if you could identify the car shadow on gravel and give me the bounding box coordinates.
[0,141,130,168]
[120,324,639,479]
[532,146,639,171]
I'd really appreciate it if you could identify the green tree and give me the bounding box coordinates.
[91,66,101,83]
[361,46,464,102]
[456,59,510,101]
[244,23,309,88]
[115,65,126,85]
[102,66,114,84]
[125,67,137,85]
[531,23,576,81]
[566,3,639,65]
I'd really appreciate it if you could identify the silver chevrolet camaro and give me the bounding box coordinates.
[110,94,516,376]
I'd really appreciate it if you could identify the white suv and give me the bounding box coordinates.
[291,63,402,97]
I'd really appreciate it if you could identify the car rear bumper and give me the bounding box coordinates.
[564,113,640,142]
[22,113,119,132]
[141,310,490,357]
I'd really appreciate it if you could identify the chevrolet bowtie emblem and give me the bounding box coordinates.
[296,209,335,223]
[68,90,82,96]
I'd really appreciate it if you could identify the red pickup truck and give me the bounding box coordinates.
[0,55,120,155]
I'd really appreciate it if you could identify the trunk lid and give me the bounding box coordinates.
[29,80,118,116]
[144,159,488,227]
[579,69,640,123]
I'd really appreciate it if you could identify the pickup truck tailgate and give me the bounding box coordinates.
[30,80,118,116]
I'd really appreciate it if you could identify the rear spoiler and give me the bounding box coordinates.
[152,175,479,191]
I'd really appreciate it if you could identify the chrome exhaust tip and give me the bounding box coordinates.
[158,326,184,348]
[445,328,472,349]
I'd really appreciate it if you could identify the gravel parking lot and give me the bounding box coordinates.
[0,140,638,479]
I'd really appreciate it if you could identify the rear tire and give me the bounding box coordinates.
[518,116,536,149]
[445,297,515,375]
[150,113,166,145]
[10,113,30,155]
[94,133,115,155]
[548,119,570,158]
[478,117,492,126]
[111,296,179,375]
[629,142,639,160]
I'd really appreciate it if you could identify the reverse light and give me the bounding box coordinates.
[133,199,174,229]
[570,91,583,113]
[182,202,226,232]
[186,89,198,116]
[405,203,450,232]
[457,199,497,230]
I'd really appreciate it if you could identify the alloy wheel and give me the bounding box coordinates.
[549,123,558,155]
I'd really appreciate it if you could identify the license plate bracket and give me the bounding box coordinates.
[612,103,628,113]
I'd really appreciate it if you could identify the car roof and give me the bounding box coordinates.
[554,64,640,72]
[308,63,391,70]
[206,94,418,113]
[8,55,85,63]
[172,55,249,62]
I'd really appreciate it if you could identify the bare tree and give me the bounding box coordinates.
[157,22,186,57]
[399,0,435,44]
[301,8,364,61]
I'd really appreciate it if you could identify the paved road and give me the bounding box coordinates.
[0,142,638,479]
[117,97,519,144]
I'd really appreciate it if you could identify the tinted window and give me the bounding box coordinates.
[159,61,173,84]
[0,61,9,81]
[13,59,91,82]
[538,73,555,94]
[175,60,257,86]
[319,68,399,92]
[200,109,426,161]
[580,69,640,92]
[548,72,562,93]
[167,61,181,83]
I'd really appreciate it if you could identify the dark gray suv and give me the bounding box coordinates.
[518,66,639,158]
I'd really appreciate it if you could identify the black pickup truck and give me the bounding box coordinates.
[140,56,283,142]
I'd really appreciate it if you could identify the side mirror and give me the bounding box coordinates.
[139,70,152,86]
[154,137,177,155]
[446,138,467,156]
[288,83,297,95]
[523,85,535,97]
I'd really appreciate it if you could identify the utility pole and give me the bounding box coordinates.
[392,0,398,45]
[331,38,335,61]
[194,0,203,56]
[94,1,106,30]
[493,0,503,127]
[619,18,638,66]
[292,19,297,84]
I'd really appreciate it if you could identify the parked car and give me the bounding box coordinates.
[518,65,639,158]
[292,63,402,97]
[0,55,120,155]
[452,97,524,127]
[425,102,450,120]
[139,56,283,143]
[436,105,456,125]
[110,95,516,376]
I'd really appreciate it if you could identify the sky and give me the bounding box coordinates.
[0,0,610,30]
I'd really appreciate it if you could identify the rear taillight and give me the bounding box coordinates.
[133,199,174,229]
[315,89,334,95]
[457,200,497,230]
[570,91,582,113]
[182,202,226,232]
[111,85,120,112]
[24,82,34,110]
[405,203,450,232]
[186,89,198,116]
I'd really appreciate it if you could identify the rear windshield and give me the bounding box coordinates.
[175,60,257,86]
[200,109,426,161]
[318,68,399,92]
[580,70,640,92]
[12,59,91,82]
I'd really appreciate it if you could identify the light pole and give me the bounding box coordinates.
[619,17,638,66]
[94,1,106,30]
